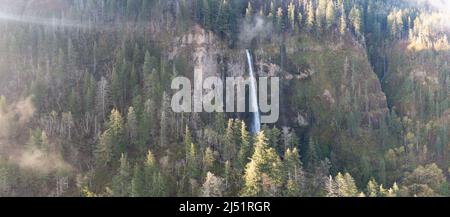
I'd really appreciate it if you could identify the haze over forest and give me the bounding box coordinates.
[0,0,449,197]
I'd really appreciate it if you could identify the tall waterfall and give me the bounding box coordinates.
[246,49,261,133]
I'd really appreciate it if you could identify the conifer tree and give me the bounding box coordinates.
[366,178,379,197]
[131,164,144,197]
[287,2,296,31]
[203,147,215,174]
[306,1,315,31]
[112,154,132,197]
[339,3,347,35]
[245,1,253,21]
[200,172,224,197]
[126,106,138,146]
[238,121,251,170]
[326,0,336,29]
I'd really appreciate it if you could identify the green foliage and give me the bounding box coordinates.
[112,154,132,197]
[1,0,449,197]
[95,109,125,167]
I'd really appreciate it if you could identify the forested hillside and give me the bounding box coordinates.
[0,0,448,197]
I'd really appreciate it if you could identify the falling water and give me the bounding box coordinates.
[246,49,261,133]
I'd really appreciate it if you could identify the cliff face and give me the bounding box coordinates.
[165,26,392,181]
[167,25,389,129]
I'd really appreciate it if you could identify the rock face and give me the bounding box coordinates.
[290,36,389,129]
[167,25,389,131]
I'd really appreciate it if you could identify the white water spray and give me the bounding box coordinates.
[246,49,261,133]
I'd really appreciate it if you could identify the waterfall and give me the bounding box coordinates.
[246,49,261,133]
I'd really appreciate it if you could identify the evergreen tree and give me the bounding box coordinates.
[284,147,304,196]
[276,7,285,32]
[126,107,138,146]
[287,2,296,31]
[95,108,125,166]
[245,1,253,21]
[142,150,167,196]
[186,143,200,179]
[325,175,338,197]
[306,1,315,31]
[339,3,347,35]
[131,164,145,197]
[240,159,262,197]
[335,172,359,197]
[366,178,379,197]
[325,0,336,29]
[200,172,224,197]
[241,132,283,196]
[112,154,132,197]
[349,6,362,34]
[238,121,251,170]
[224,119,237,162]
[203,147,215,174]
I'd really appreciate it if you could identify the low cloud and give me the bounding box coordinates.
[0,97,72,174]
[406,0,450,12]
[239,17,274,47]
[13,147,72,173]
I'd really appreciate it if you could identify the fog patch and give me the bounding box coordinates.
[239,17,274,47]
[13,147,71,174]
[0,96,72,174]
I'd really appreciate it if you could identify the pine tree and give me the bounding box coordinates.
[41,130,50,154]
[242,132,283,196]
[109,108,125,156]
[284,147,304,197]
[287,2,296,31]
[184,125,193,159]
[202,0,212,28]
[84,73,96,113]
[238,121,251,170]
[240,159,262,197]
[325,175,338,197]
[95,108,125,166]
[131,164,144,197]
[224,119,237,162]
[159,92,169,147]
[200,172,224,197]
[203,147,215,174]
[112,154,131,197]
[325,0,336,29]
[297,11,303,32]
[96,76,110,122]
[126,107,138,146]
[186,143,200,179]
[142,150,167,196]
[306,1,315,31]
[316,0,328,30]
[245,1,253,21]
[335,172,359,197]
[217,0,231,37]
[286,178,301,197]
[276,7,285,32]
[95,129,113,167]
[339,3,347,35]
[268,1,276,23]
[143,52,160,102]
[305,138,319,171]
[349,6,362,34]
[366,178,379,197]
